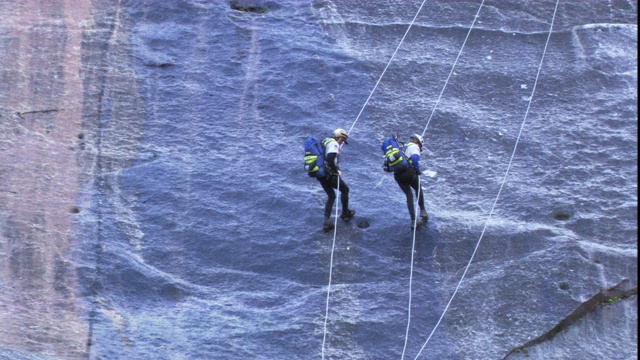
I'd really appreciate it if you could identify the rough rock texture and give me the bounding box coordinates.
[0,1,91,358]
[0,1,637,359]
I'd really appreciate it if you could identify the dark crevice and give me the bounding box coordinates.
[229,0,277,13]
[15,108,64,119]
[552,211,571,221]
[502,279,638,359]
[80,1,121,355]
[144,61,175,68]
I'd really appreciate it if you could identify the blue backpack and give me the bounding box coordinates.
[304,137,327,178]
[381,135,409,173]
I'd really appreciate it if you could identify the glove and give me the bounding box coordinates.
[415,169,421,176]
[336,170,342,177]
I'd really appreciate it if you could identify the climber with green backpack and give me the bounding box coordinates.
[304,128,356,232]
[382,134,428,229]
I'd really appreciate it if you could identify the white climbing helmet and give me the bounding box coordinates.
[410,134,423,147]
[333,128,349,144]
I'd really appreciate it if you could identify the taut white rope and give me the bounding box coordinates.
[401,178,423,360]
[321,1,429,357]
[413,1,560,358]
[420,0,486,140]
[347,0,428,136]
[322,176,341,359]
[404,0,486,357]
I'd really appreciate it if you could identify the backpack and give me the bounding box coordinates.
[304,137,327,178]
[381,135,409,173]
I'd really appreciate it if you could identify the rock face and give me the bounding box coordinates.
[0,1,636,359]
[0,1,91,358]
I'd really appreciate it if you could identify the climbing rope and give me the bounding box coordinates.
[401,180,423,359]
[347,0,428,136]
[401,2,487,358]
[322,177,341,359]
[398,1,487,358]
[413,1,560,358]
[322,0,428,357]
[419,0,486,139]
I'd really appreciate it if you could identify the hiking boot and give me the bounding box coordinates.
[410,218,423,229]
[340,209,356,220]
[323,218,334,232]
[420,209,429,220]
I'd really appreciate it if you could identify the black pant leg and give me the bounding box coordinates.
[319,177,336,219]
[410,175,425,210]
[395,171,416,220]
[337,177,350,212]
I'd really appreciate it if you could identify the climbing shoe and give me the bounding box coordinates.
[323,218,334,232]
[420,209,429,220]
[410,218,423,229]
[340,209,356,220]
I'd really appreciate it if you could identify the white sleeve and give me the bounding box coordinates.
[405,143,420,158]
[325,140,340,155]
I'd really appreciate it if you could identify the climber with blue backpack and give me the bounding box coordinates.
[382,134,428,229]
[304,128,356,232]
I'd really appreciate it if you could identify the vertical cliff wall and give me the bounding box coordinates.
[1,1,91,358]
[0,1,636,359]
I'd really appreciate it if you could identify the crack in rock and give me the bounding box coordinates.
[503,279,638,359]
[15,108,64,119]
